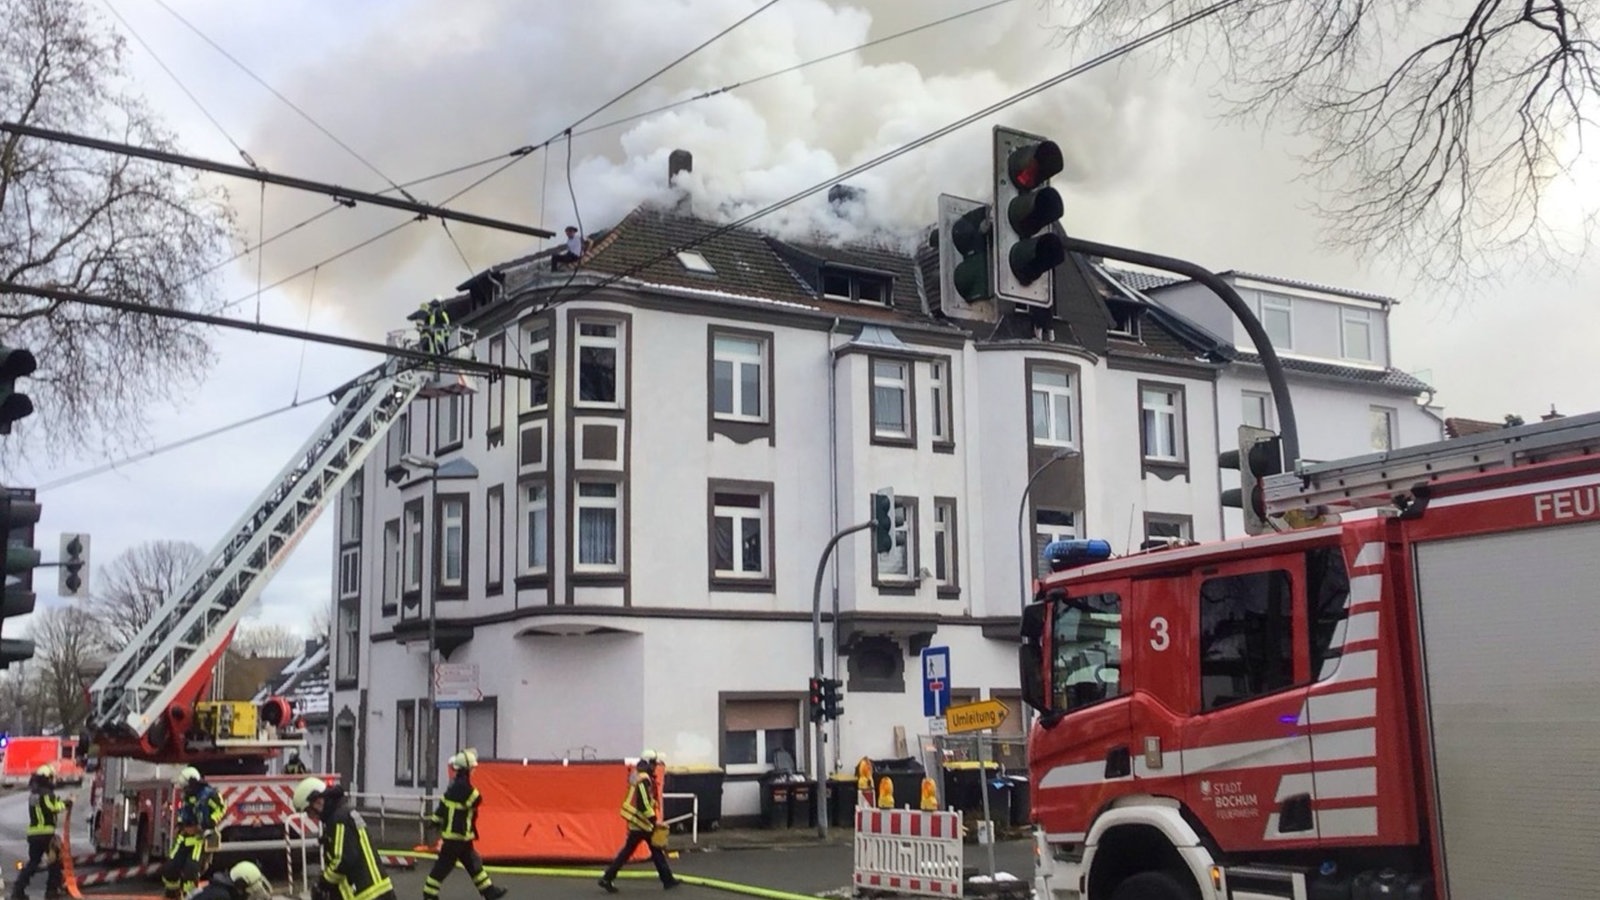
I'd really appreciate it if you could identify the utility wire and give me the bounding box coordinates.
[540,0,1245,312]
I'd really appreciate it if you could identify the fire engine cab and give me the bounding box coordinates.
[1023,411,1600,900]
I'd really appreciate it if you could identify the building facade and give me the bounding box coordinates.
[326,199,1443,818]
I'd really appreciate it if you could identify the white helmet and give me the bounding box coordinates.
[173,766,201,786]
[34,765,54,779]
[449,748,478,770]
[291,776,328,812]
[641,749,658,762]
[228,861,271,900]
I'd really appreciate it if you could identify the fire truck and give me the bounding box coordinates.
[79,335,467,865]
[1023,411,1600,900]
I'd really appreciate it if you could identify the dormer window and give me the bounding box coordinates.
[820,267,892,306]
[1108,305,1140,338]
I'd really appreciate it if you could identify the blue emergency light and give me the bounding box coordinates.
[1044,538,1114,572]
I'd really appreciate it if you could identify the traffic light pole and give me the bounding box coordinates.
[1057,236,1301,468]
[810,518,874,840]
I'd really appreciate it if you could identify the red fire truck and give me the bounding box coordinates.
[1023,412,1600,900]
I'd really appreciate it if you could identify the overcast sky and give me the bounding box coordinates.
[13,0,1599,636]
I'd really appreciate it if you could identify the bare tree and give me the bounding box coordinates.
[28,605,106,733]
[0,0,234,458]
[0,665,50,734]
[1052,0,1600,277]
[92,539,204,648]
[231,622,303,659]
[309,605,332,646]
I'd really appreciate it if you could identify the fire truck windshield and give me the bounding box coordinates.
[1051,592,1123,712]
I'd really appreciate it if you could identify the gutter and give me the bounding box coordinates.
[825,316,849,772]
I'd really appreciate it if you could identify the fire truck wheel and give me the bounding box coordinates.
[1108,870,1199,900]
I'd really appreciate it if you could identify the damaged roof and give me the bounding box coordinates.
[254,638,330,720]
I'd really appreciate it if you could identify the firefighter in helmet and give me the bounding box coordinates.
[598,752,679,892]
[284,752,308,775]
[11,765,69,900]
[188,861,273,900]
[292,777,396,900]
[415,299,451,355]
[423,749,506,900]
[161,766,227,900]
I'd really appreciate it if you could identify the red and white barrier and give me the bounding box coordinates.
[74,862,162,887]
[853,808,964,898]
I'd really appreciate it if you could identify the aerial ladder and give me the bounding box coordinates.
[85,331,476,767]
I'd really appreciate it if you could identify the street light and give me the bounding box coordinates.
[1015,446,1079,740]
[401,453,441,797]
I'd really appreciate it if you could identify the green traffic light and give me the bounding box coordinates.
[0,347,37,435]
[1009,233,1068,286]
[872,493,894,554]
[950,206,993,302]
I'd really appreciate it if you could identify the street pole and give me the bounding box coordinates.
[426,472,438,803]
[1015,448,1077,739]
[811,519,875,840]
[979,731,997,878]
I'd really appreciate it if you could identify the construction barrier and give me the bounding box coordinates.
[469,760,653,864]
[853,807,964,898]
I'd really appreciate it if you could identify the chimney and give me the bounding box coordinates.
[1542,404,1565,422]
[304,638,317,659]
[668,149,693,187]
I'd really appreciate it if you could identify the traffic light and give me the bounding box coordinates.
[0,489,40,668]
[934,194,995,321]
[820,678,843,721]
[871,488,896,554]
[808,677,825,723]
[58,533,90,598]
[993,126,1066,307]
[1220,425,1285,535]
[0,347,36,435]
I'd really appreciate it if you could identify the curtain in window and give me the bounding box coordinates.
[713,516,734,569]
[579,507,617,564]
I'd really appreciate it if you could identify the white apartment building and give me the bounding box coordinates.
[325,186,1443,819]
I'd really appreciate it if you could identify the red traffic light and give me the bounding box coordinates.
[1007,141,1064,191]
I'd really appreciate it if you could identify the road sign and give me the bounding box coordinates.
[927,717,948,736]
[945,698,1009,734]
[434,662,482,708]
[920,646,951,718]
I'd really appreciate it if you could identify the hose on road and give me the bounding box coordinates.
[380,848,824,900]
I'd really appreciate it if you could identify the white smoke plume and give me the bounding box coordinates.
[226,0,1189,333]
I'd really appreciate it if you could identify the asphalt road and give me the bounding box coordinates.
[0,783,96,877]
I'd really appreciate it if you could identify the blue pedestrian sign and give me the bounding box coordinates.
[921,646,951,717]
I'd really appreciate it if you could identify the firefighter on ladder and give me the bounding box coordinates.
[11,765,69,900]
[162,767,227,900]
[188,862,273,900]
[292,776,397,900]
[422,749,506,900]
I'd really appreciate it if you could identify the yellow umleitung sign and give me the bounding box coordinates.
[944,698,1009,734]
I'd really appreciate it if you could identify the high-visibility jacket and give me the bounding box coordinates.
[319,797,394,900]
[176,783,227,832]
[26,788,66,837]
[620,773,656,833]
[429,774,482,842]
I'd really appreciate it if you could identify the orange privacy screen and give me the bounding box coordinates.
[470,761,650,864]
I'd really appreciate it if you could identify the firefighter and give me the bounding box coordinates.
[162,767,227,900]
[187,861,273,900]
[597,756,679,893]
[292,776,396,900]
[284,752,308,775]
[11,765,69,900]
[416,300,450,355]
[422,749,506,900]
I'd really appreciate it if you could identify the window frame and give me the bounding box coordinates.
[1370,405,1397,451]
[335,598,359,685]
[1241,390,1274,430]
[573,477,624,574]
[521,323,551,414]
[386,410,411,469]
[929,358,954,451]
[1195,560,1302,714]
[394,700,417,787]
[434,493,469,598]
[485,484,505,596]
[1340,307,1374,362]
[1142,512,1194,548]
[339,477,363,546]
[1259,295,1294,351]
[718,694,805,777]
[871,494,919,590]
[932,497,960,598]
[435,393,464,453]
[574,318,626,410]
[338,546,360,599]
[1028,363,1077,449]
[868,356,916,447]
[486,334,506,437]
[1034,508,1078,580]
[708,479,775,590]
[402,498,424,604]
[381,518,401,616]
[1139,381,1187,466]
[519,478,550,578]
[710,331,768,423]
[1048,590,1125,713]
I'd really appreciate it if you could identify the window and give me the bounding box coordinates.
[403,500,424,595]
[874,496,915,581]
[870,359,911,440]
[712,334,765,421]
[437,496,466,590]
[436,394,463,449]
[396,701,416,785]
[1370,406,1396,451]
[521,481,548,573]
[1140,385,1185,461]
[678,251,715,274]
[1036,509,1076,574]
[1144,515,1192,547]
[712,488,769,580]
[1242,391,1273,430]
[1260,295,1293,350]
[932,499,958,591]
[577,321,622,406]
[856,276,889,305]
[1306,547,1351,679]
[722,698,800,775]
[387,410,411,467]
[523,325,549,411]
[418,698,439,789]
[381,519,400,614]
[822,271,852,301]
[339,477,363,545]
[575,480,622,571]
[458,699,498,759]
[1341,308,1373,362]
[1050,592,1122,711]
[487,336,505,433]
[1031,367,1075,447]
[336,600,359,682]
[1199,570,1295,711]
[486,486,504,591]
[338,547,359,598]
[929,361,951,445]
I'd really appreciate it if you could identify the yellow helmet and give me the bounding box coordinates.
[291,776,328,812]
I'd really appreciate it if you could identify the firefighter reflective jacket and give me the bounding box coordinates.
[177,783,227,831]
[319,794,394,900]
[26,788,66,837]
[430,773,482,842]
[619,773,656,833]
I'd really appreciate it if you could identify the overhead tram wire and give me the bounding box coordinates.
[537,0,1246,314]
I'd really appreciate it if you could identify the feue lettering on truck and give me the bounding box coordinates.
[1022,411,1600,900]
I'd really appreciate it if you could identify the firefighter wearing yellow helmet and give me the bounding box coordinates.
[187,861,272,900]
[11,766,69,900]
[291,777,395,900]
[161,766,226,899]
[422,749,505,900]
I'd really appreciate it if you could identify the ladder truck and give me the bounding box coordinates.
[80,331,472,869]
[1022,411,1600,900]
